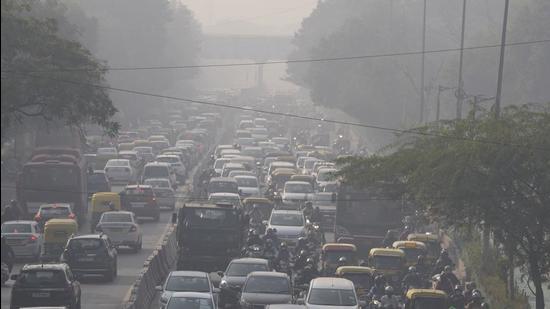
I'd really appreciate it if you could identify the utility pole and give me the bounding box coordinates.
[494,0,510,119]
[456,0,467,119]
[437,86,454,122]
[420,0,427,123]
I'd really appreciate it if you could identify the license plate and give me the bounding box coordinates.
[32,292,50,298]
[79,257,94,262]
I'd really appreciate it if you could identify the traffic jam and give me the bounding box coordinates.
[2,102,482,309]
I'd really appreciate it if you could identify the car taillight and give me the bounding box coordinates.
[29,235,38,242]
[129,225,137,232]
[68,213,76,219]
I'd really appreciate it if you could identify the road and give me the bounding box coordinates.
[1,184,181,309]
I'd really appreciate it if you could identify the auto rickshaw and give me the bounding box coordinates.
[90,192,121,233]
[335,266,376,300]
[41,218,78,262]
[392,241,428,267]
[404,289,447,309]
[407,233,441,264]
[368,248,406,285]
[290,174,316,189]
[321,243,357,276]
[269,168,297,192]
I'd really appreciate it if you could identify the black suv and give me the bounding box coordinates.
[61,234,118,281]
[10,263,81,309]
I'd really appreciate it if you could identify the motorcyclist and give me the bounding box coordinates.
[368,275,387,301]
[310,206,322,224]
[449,285,466,309]
[294,249,310,270]
[246,229,263,247]
[435,266,458,295]
[380,286,401,309]
[276,242,291,263]
[1,236,15,272]
[399,225,412,240]
[248,205,263,227]
[263,228,280,247]
[303,201,314,220]
[441,265,460,286]
[294,237,308,256]
[416,254,428,276]
[337,256,348,269]
[382,230,397,248]
[434,249,454,274]
[465,291,484,309]
[401,266,422,291]
[295,258,318,286]
[263,239,278,261]
[463,282,477,303]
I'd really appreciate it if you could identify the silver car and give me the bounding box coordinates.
[156,271,219,308]
[1,220,43,259]
[266,210,306,246]
[239,271,292,309]
[301,277,365,309]
[144,178,176,209]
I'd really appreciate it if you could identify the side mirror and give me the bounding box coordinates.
[155,285,163,291]
[10,274,18,281]
[296,298,305,305]
[171,213,177,224]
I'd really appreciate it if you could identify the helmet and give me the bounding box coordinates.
[466,282,477,290]
[385,286,394,295]
[10,199,17,206]
[481,303,490,309]
[338,256,347,264]
[306,257,315,265]
[441,249,448,256]
[300,250,307,256]
[305,201,313,208]
[374,275,386,286]
[417,255,425,262]
[454,285,463,292]
[444,265,453,273]
[408,266,416,273]
[472,291,482,300]
[280,242,287,249]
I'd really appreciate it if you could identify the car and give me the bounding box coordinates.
[301,277,363,309]
[95,211,142,252]
[132,146,154,162]
[282,181,314,204]
[221,162,246,177]
[250,127,269,141]
[156,271,219,308]
[220,148,241,158]
[104,159,134,183]
[266,210,306,246]
[144,178,176,209]
[34,204,76,229]
[207,177,239,195]
[302,158,321,175]
[234,175,261,197]
[1,220,43,259]
[213,158,231,176]
[87,170,111,198]
[118,150,141,167]
[155,154,186,182]
[315,168,338,189]
[239,271,292,309]
[151,140,171,154]
[60,234,118,281]
[10,263,81,309]
[208,192,243,208]
[142,162,177,188]
[241,146,264,159]
[215,145,236,157]
[219,258,271,306]
[236,137,257,147]
[122,185,160,221]
[164,292,215,309]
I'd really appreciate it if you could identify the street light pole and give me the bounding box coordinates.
[420,0,427,123]
[437,86,442,122]
[456,0,467,119]
[494,0,510,119]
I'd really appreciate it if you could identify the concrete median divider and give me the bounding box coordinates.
[122,224,177,309]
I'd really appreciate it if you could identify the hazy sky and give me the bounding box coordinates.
[181,0,318,36]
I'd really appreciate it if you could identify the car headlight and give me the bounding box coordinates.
[220,280,228,289]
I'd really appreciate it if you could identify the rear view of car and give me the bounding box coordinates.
[144,178,176,209]
[34,204,76,229]
[95,211,142,252]
[123,185,160,221]
[1,221,42,259]
[104,159,134,183]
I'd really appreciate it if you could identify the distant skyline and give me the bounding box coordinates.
[181,0,318,36]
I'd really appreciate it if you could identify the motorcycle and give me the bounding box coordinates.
[245,244,264,258]
[1,262,9,285]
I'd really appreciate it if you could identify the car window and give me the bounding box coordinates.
[307,288,357,306]
[125,187,154,196]
[167,297,213,309]
[68,238,104,251]
[106,160,129,167]
[285,183,313,193]
[17,270,67,288]
[270,213,303,227]
[244,276,290,294]
[235,177,258,187]
[101,213,133,223]
[226,263,268,276]
[165,276,210,292]
[144,166,169,178]
[1,223,32,233]
[41,206,71,216]
[145,179,170,188]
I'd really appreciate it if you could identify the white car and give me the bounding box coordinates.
[156,154,186,182]
[164,292,216,309]
[97,147,117,156]
[213,158,231,176]
[282,181,314,204]
[301,158,320,175]
[266,210,305,246]
[144,178,176,209]
[208,192,243,208]
[315,168,338,189]
[95,211,142,252]
[156,271,219,308]
[1,220,43,259]
[234,175,260,197]
[104,159,134,183]
[301,277,364,309]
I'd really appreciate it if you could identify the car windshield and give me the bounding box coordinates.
[41,206,70,216]
[209,195,241,206]
[101,213,132,223]
[145,180,170,188]
[412,298,446,309]
[17,270,67,288]
[270,213,303,226]
[1,223,32,233]
[235,177,258,187]
[68,238,103,251]
[226,263,268,276]
[166,276,210,292]
[125,188,154,196]
[144,166,169,178]
[186,209,239,227]
[208,181,238,194]
[343,273,374,289]
[98,148,116,155]
[308,288,357,306]
[167,297,213,309]
[242,148,263,157]
[157,157,179,163]
[244,276,289,294]
[106,160,129,167]
[317,170,336,182]
[372,256,403,269]
[214,159,230,169]
[134,147,153,154]
[285,183,313,193]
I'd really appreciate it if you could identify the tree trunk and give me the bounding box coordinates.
[508,253,514,299]
[529,255,545,309]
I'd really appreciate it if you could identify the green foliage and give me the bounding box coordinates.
[338,103,550,308]
[1,0,118,138]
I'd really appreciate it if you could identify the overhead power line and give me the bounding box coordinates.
[4,72,550,152]
[1,39,548,73]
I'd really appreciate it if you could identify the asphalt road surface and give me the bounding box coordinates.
[1,184,181,309]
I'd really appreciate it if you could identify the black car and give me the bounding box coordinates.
[10,263,81,309]
[60,234,118,281]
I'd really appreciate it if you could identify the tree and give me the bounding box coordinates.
[337,103,550,309]
[1,0,118,139]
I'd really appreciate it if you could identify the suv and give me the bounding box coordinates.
[142,162,177,188]
[10,263,81,309]
[60,234,118,281]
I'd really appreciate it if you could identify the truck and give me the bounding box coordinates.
[175,202,244,272]
[335,184,409,256]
